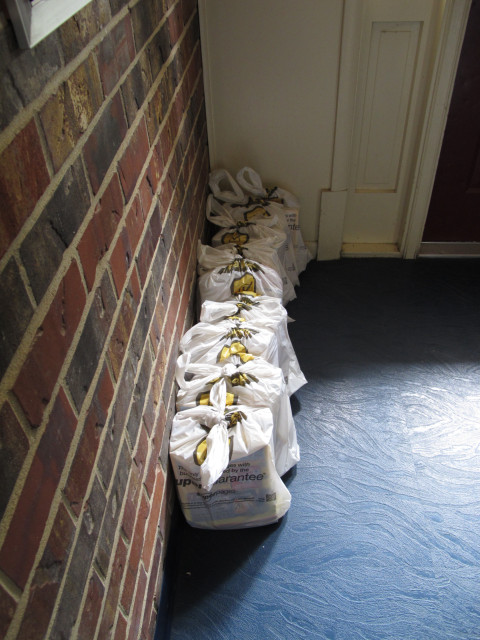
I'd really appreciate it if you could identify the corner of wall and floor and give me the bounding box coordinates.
[0,0,209,637]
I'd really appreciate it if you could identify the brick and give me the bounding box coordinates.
[0,120,50,258]
[142,390,156,439]
[107,302,133,380]
[113,613,128,640]
[158,118,173,166]
[0,402,29,519]
[121,494,148,613]
[145,86,163,148]
[20,157,91,303]
[110,228,131,298]
[0,257,34,379]
[8,30,62,104]
[0,389,76,590]
[0,22,23,130]
[96,442,131,576]
[121,51,152,126]
[109,0,130,16]
[148,23,170,80]
[64,365,114,515]
[130,0,160,51]
[127,565,147,640]
[121,458,142,542]
[66,270,116,411]
[76,572,105,640]
[168,6,184,48]
[97,15,135,96]
[0,584,16,638]
[40,54,103,172]
[126,349,153,448]
[142,533,163,639]
[83,91,128,194]
[124,195,144,254]
[59,0,112,63]
[118,117,150,201]
[50,477,106,638]
[142,467,165,571]
[97,359,135,488]
[135,228,155,288]
[14,260,85,428]
[97,536,127,639]
[17,503,75,640]
[78,172,124,290]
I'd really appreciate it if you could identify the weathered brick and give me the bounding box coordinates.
[142,391,156,440]
[97,358,135,488]
[127,565,147,640]
[141,533,163,639]
[17,502,75,640]
[107,301,132,380]
[0,583,16,638]
[0,257,34,379]
[121,494,148,613]
[145,86,163,146]
[76,572,105,640]
[20,157,91,303]
[59,0,111,63]
[121,457,142,542]
[109,0,130,16]
[113,612,128,640]
[83,91,128,194]
[96,442,131,576]
[50,477,106,638]
[0,120,50,258]
[7,29,62,104]
[40,54,103,172]
[142,467,165,571]
[135,228,156,288]
[14,260,85,428]
[124,195,144,254]
[78,172,124,290]
[0,20,23,130]
[97,536,127,639]
[97,14,135,96]
[168,5,184,48]
[0,389,76,590]
[126,348,153,448]
[118,117,150,201]
[110,228,131,298]
[64,365,114,515]
[121,51,152,126]
[0,402,29,519]
[66,270,116,411]
[130,0,160,51]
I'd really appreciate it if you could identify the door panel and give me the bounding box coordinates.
[343,0,441,246]
[422,0,480,242]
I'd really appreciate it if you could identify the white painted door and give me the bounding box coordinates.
[341,0,443,253]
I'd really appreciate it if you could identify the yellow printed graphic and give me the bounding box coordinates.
[218,341,255,363]
[244,205,270,221]
[222,231,249,245]
[197,391,235,406]
[232,273,256,295]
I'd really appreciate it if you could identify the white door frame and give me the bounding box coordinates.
[317,0,472,260]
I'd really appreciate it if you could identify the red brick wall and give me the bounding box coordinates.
[0,1,209,637]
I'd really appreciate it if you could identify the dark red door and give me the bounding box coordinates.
[422,0,480,242]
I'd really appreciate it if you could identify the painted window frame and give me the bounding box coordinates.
[6,0,93,49]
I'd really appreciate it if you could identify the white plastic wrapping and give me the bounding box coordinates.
[207,195,299,286]
[176,352,300,476]
[235,167,312,274]
[197,242,295,304]
[169,379,291,529]
[199,295,307,396]
[197,255,293,306]
[179,318,280,369]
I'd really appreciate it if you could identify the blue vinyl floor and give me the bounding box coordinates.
[159,258,480,640]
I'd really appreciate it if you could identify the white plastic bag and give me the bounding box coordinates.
[197,255,293,306]
[169,379,291,529]
[207,195,299,287]
[209,169,246,204]
[199,295,307,396]
[176,352,300,476]
[179,318,280,369]
[236,167,312,274]
[197,242,296,304]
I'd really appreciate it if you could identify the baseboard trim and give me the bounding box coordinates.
[418,242,480,257]
[341,243,401,258]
